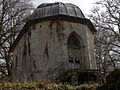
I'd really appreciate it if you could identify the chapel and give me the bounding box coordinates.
[11,2,97,81]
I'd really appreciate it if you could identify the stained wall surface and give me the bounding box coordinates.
[12,20,96,81]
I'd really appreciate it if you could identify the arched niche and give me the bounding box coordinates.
[67,32,84,69]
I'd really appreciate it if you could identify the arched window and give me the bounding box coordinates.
[67,32,82,67]
[67,32,81,49]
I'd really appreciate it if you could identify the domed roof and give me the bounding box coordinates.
[30,2,85,20]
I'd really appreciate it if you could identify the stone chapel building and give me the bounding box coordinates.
[10,2,97,81]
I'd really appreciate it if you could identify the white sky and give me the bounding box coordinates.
[32,0,97,15]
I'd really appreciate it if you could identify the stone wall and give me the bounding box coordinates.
[12,20,96,81]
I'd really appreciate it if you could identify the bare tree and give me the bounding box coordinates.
[0,0,33,78]
[88,0,120,79]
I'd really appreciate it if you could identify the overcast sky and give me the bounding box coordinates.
[32,0,97,15]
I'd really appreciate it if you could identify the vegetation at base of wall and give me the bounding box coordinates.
[0,70,100,89]
[0,69,120,90]
[59,69,97,84]
[0,82,99,90]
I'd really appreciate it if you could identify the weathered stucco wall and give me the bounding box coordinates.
[12,20,96,81]
[86,26,97,69]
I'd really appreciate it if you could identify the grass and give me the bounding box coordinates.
[0,82,36,87]
[0,79,100,90]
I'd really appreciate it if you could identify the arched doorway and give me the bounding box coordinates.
[67,32,83,69]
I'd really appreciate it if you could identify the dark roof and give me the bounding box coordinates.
[30,2,85,20]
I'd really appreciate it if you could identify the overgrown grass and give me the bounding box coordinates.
[0,82,100,87]
[0,80,100,90]
[0,82,36,87]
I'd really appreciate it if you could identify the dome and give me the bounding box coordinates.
[30,2,85,20]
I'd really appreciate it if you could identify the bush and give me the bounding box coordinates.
[97,69,120,90]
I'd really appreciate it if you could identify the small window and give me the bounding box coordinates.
[69,56,73,63]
